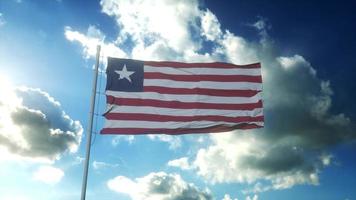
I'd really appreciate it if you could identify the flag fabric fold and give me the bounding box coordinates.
[101,57,264,135]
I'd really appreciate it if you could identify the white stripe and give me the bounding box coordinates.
[144,65,261,76]
[107,105,264,117]
[144,79,262,90]
[106,90,262,104]
[104,120,264,129]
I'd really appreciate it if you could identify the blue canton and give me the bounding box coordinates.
[106,58,144,92]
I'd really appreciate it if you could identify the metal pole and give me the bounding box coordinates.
[80,45,101,200]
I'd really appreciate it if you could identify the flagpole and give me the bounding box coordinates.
[80,45,101,200]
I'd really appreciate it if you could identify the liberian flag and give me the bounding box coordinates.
[101,57,263,135]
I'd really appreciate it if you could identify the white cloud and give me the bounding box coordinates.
[222,194,238,200]
[32,165,64,184]
[107,171,212,200]
[147,135,182,150]
[251,17,271,40]
[92,160,119,170]
[0,77,83,162]
[111,135,135,146]
[245,195,258,200]
[217,31,259,64]
[193,132,272,184]
[66,0,217,62]
[277,55,315,75]
[242,182,271,194]
[100,0,201,58]
[167,157,191,170]
[64,25,126,60]
[320,154,333,166]
[253,20,266,31]
[201,9,222,41]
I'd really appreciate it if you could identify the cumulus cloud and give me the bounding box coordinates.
[100,0,202,60]
[200,9,222,41]
[67,0,223,63]
[0,79,83,162]
[107,171,212,200]
[65,0,355,192]
[32,165,64,184]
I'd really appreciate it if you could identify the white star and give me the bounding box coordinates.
[115,64,135,83]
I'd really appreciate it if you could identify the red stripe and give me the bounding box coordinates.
[144,61,261,69]
[101,123,263,135]
[105,113,264,123]
[144,72,262,83]
[106,96,262,110]
[143,86,260,97]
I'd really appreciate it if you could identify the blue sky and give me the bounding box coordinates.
[0,0,356,200]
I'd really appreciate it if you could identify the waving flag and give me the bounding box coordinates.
[101,57,263,135]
